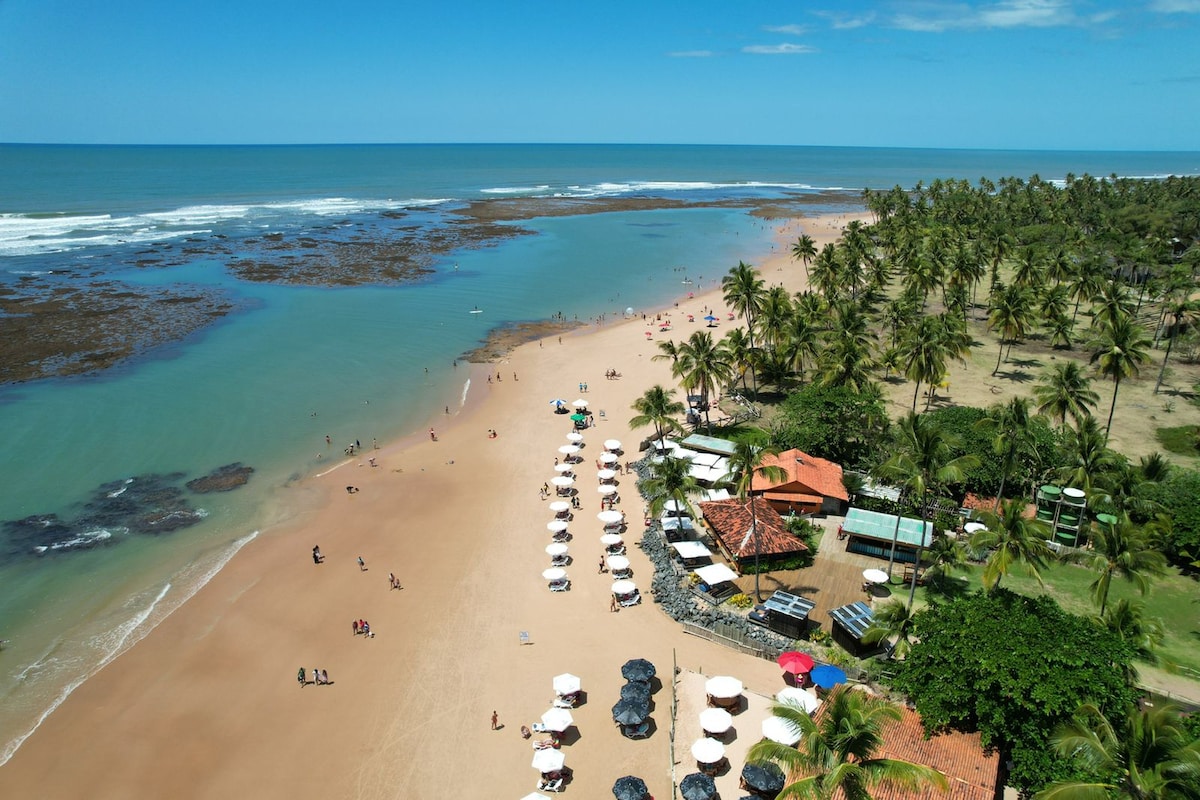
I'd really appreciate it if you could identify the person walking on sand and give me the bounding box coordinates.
[429,428,437,441]
[598,556,606,574]
[298,666,307,687]
[389,572,401,590]
[491,710,499,730]
[610,596,619,613]
[320,669,329,685]
[357,556,366,571]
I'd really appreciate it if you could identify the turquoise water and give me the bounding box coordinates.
[1,143,1198,763]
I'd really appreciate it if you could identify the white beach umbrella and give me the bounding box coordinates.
[964,521,987,534]
[604,439,622,451]
[542,567,567,582]
[572,399,588,408]
[550,476,574,487]
[545,543,569,556]
[521,793,552,800]
[596,468,617,481]
[705,676,743,699]
[762,715,802,745]
[597,510,623,525]
[611,579,637,596]
[600,452,619,464]
[549,501,570,513]
[862,568,889,585]
[558,444,580,455]
[554,462,574,473]
[531,748,566,772]
[547,520,569,533]
[596,485,617,495]
[600,533,624,545]
[690,737,726,764]
[540,707,574,732]
[565,431,584,442]
[699,707,733,735]
[552,673,582,696]
[776,687,821,714]
[606,555,630,571]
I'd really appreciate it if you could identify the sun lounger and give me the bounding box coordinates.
[539,777,564,792]
[553,695,574,708]
[549,579,570,592]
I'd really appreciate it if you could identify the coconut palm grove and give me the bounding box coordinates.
[631,174,1200,798]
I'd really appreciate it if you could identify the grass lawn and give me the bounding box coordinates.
[929,561,1200,677]
[1155,424,1200,457]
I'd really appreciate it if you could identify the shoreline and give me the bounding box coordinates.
[0,210,852,797]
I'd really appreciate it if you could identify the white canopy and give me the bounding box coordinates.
[964,521,987,534]
[540,707,574,732]
[661,516,694,531]
[705,675,743,699]
[596,485,618,495]
[698,707,733,734]
[550,476,574,487]
[531,748,565,772]
[547,520,569,532]
[863,568,889,585]
[694,563,739,585]
[606,555,630,571]
[703,488,732,501]
[552,673,581,696]
[572,399,589,408]
[558,444,580,455]
[671,541,711,559]
[545,543,569,556]
[597,468,617,481]
[600,533,624,545]
[762,715,802,745]
[549,500,570,512]
[521,793,552,800]
[600,452,620,464]
[597,510,623,525]
[690,737,726,764]
[565,431,584,442]
[554,463,574,473]
[663,499,689,516]
[776,687,821,714]
[542,567,567,581]
[611,579,637,596]
[604,439,622,451]
[691,452,723,467]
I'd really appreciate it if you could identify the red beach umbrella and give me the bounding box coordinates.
[777,651,815,675]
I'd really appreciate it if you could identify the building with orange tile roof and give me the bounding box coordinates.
[697,497,808,572]
[756,449,849,516]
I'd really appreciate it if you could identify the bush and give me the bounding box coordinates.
[728,593,753,610]
[924,405,1061,498]
[771,383,890,469]
[1140,467,1200,566]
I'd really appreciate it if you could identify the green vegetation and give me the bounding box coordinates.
[1155,424,1200,457]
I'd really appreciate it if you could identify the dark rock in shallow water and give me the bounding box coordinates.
[186,463,253,493]
[3,514,123,556]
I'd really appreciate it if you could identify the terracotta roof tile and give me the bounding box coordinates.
[758,449,848,502]
[698,497,808,560]
[809,697,999,800]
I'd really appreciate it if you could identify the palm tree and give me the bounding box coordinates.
[721,327,758,394]
[792,234,817,279]
[898,315,950,412]
[1034,702,1200,800]
[877,413,979,608]
[1084,515,1168,616]
[628,384,685,449]
[722,261,766,393]
[988,282,1034,374]
[1056,416,1124,492]
[641,454,703,519]
[970,499,1055,591]
[747,687,949,800]
[1154,295,1200,394]
[1034,361,1100,428]
[861,599,918,660]
[1091,311,1152,438]
[673,330,733,430]
[721,441,786,601]
[1098,598,1172,682]
[976,397,1036,506]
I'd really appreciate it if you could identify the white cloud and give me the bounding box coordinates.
[814,10,878,29]
[889,0,1088,31]
[1149,0,1200,12]
[764,24,808,35]
[668,50,716,58]
[742,43,818,54]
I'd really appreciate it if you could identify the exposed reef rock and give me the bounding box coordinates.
[186,463,254,493]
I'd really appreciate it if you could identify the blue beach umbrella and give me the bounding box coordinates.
[703,315,718,321]
[810,664,847,689]
[550,399,566,406]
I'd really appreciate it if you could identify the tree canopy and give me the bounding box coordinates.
[892,589,1140,794]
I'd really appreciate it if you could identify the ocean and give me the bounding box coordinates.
[0,143,1197,763]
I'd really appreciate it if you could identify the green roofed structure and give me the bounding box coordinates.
[837,507,934,564]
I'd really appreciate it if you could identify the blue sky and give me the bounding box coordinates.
[1,0,1197,149]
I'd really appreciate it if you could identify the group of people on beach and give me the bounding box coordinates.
[352,619,373,638]
[298,667,330,686]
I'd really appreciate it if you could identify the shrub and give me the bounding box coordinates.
[728,593,753,610]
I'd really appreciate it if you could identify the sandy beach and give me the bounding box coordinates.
[0,214,847,799]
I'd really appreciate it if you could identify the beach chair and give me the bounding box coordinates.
[549,579,570,592]
[619,592,641,607]
[540,777,564,793]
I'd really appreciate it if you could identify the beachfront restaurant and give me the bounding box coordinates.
[698,497,809,573]
[838,507,934,564]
